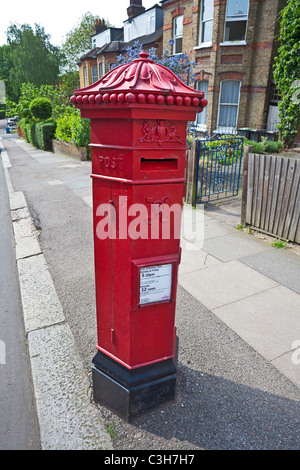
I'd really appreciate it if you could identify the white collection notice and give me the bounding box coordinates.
[139,264,172,305]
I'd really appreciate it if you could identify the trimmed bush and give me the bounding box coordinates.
[29,97,52,120]
[25,122,38,147]
[36,121,57,150]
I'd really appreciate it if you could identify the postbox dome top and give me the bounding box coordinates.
[71,51,207,109]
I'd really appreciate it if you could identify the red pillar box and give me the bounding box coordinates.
[72,52,207,421]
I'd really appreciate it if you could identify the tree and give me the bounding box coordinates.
[273,0,300,145]
[61,12,110,72]
[3,23,62,101]
[0,44,14,100]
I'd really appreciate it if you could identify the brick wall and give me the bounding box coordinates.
[161,0,287,133]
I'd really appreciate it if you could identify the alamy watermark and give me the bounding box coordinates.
[291,340,300,365]
[0,340,5,365]
[95,196,204,248]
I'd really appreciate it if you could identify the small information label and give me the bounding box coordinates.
[140,264,172,305]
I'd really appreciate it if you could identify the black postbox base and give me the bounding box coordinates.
[92,348,178,422]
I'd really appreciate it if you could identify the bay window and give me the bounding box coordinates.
[224,0,249,43]
[217,80,241,132]
[91,66,98,84]
[83,66,88,87]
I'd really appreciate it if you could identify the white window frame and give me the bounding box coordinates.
[217,80,241,134]
[147,11,156,35]
[222,0,249,45]
[195,80,209,130]
[198,0,214,47]
[124,23,131,42]
[91,65,98,84]
[99,62,104,78]
[105,30,111,44]
[173,15,183,55]
[83,66,88,87]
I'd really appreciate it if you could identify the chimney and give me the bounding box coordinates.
[127,0,145,19]
[94,18,108,35]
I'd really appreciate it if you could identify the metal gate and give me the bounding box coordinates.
[194,135,244,204]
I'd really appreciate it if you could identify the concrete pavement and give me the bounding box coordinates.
[1,134,299,450]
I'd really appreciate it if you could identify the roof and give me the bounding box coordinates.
[79,47,103,61]
[78,27,163,62]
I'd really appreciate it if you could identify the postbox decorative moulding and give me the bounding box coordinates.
[71,51,208,111]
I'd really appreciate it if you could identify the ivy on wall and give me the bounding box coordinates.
[273,0,300,145]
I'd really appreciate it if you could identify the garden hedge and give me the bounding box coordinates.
[36,121,57,150]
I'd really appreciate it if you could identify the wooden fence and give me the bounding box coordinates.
[242,152,300,243]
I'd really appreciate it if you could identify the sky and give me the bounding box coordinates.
[0,0,158,47]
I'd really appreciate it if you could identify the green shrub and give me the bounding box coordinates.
[244,137,283,154]
[253,142,264,154]
[55,113,73,142]
[30,97,52,120]
[261,137,283,153]
[55,109,90,149]
[36,121,57,150]
[71,115,90,148]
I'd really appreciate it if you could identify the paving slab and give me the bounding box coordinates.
[241,249,300,294]
[178,259,278,310]
[202,217,237,240]
[179,241,222,275]
[65,176,91,190]
[212,285,300,363]
[17,254,65,333]
[199,230,268,262]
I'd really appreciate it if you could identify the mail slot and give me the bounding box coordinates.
[140,157,178,171]
[72,51,207,421]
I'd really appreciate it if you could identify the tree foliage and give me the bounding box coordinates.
[273,0,300,145]
[2,23,62,101]
[61,12,110,72]
[5,83,69,121]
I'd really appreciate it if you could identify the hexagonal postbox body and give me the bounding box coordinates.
[72,52,207,421]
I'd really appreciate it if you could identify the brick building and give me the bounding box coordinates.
[161,0,286,135]
[78,2,163,88]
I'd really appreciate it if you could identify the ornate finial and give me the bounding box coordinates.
[139,51,149,60]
